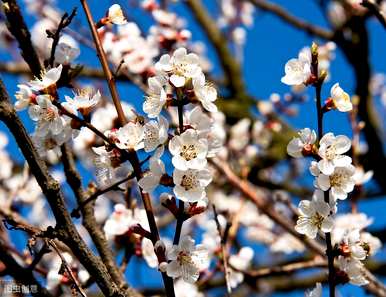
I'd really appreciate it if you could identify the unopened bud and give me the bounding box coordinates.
[154,240,166,253]
[311,42,318,57]
[319,70,328,83]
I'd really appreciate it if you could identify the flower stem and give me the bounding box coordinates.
[313,50,336,297]
[80,0,127,126]
[80,1,175,295]
[173,200,185,245]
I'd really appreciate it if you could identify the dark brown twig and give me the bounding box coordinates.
[1,0,43,76]
[362,0,386,29]
[46,8,77,68]
[248,0,333,40]
[0,78,123,297]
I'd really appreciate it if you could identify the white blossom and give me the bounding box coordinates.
[115,122,144,150]
[14,84,35,111]
[55,34,80,65]
[28,95,65,137]
[330,83,352,112]
[295,190,334,239]
[103,204,149,240]
[166,235,209,283]
[287,128,317,158]
[317,133,352,175]
[341,229,368,260]
[143,76,168,118]
[193,73,217,112]
[305,283,322,297]
[332,213,374,244]
[360,232,382,256]
[353,167,373,186]
[229,118,250,151]
[93,146,131,186]
[156,47,202,88]
[138,147,165,193]
[173,168,212,202]
[314,164,356,200]
[65,88,101,115]
[143,116,169,152]
[337,256,368,286]
[228,247,254,288]
[281,51,311,86]
[107,4,127,25]
[270,234,305,254]
[0,132,12,180]
[169,129,208,171]
[29,64,62,91]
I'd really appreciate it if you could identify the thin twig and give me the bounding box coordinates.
[362,0,386,29]
[311,44,336,297]
[79,1,175,295]
[80,0,127,126]
[49,240,87,297]
[46,8,77,68]
[212,205,231,295]
[248,0,333,40]
[71,172,135,218]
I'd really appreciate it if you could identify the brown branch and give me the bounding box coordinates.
[240,258,327,278]
[362,0,386,29]
[46,8,78,68]
[213,204,232,295]
[210,158,386,296]
[211,158,325,256]
[79,0,127,126]
[1,0,43,76]
[0,79,124,297]
[311,45,335,297]
[0,239,53,297]
[79,1,175,295]
[49,240,87,297]
[248,0,333,40]
[185,0,247,97]
[60,144,141,296]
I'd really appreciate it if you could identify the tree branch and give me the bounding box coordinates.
[1,0,43,76]
[210,158,386,296]
[185,0,247,97]
[0,239,53,297]
[0,78,124,297]
[248,0,333,40]
[60,144,140,296]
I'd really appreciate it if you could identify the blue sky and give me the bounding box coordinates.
[1,0,385,296]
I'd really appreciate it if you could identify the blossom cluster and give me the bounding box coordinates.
[97,46,224,284]
[284,45,381,292]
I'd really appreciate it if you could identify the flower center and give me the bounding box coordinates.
[329,170,350,187]
[145,127,157,143]
[44,107,57,122]
[177,251,193,266]
[44,138,58,150]
[180,173,198,191]
[325,145,336,160]
[310,212,325,229]
[180,144,197,161]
